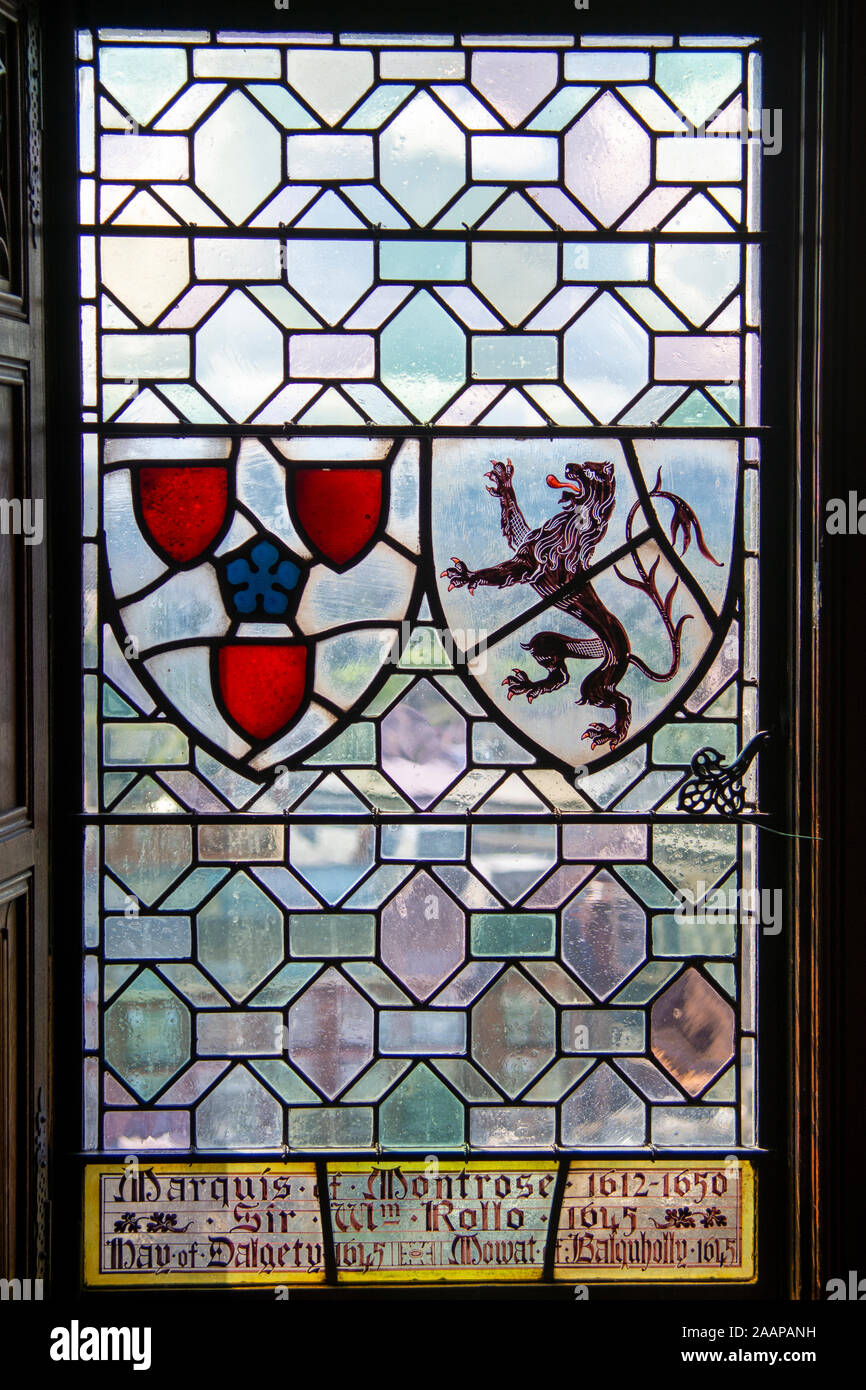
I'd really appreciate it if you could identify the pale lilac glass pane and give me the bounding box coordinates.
[471,967,556,1095]
[197,1012,283,1055]
[563,822,647,860]
[740,1038,755,1145]
[685,621,739,711]
[288,968,374,1098]
[345,285,412,329]
[161,284,227,329]
[84,956,98,1049]
[654,335,739,380]
[430,962,501,1007]
[747,138,761,230]
[471,51,557,126]
[527,186,593,230]
[745,331,760,423]
[104,1109,190,1149]
[565,51,649,80]
[381,870,465,1000]
[84,1058,99,1147]
[526,286,593,331]
[81,305,96,406]
[561,870,646,1000]
[564,94,651,225]
[157,1060,229,1105]
[78,66,95,173]
[381,679,467,808]
[616,1056,682,1102]
[290,334,375,378]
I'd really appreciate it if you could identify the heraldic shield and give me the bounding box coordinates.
[102,436,420,773]
[430,436,739,773]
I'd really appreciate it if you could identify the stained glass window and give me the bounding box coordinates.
[79,27,764,1285]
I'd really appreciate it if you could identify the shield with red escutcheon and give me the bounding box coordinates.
[290,466,382,568]
[217,643,309,743]
[103,437,419,775]
[137,464,229,564]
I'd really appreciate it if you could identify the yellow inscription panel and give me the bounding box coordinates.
[328,1162,558,1282]
[553,1160,755,1281]
[85,1163,326,1286]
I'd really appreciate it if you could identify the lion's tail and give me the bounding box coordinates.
[626,615,691,682]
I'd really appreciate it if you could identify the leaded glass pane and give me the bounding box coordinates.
[78,26,764,1286]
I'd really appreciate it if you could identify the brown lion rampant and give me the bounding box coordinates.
[441,455,721,750]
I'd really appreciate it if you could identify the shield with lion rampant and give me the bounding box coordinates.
[102,436,420,773]
[428,436,739,771]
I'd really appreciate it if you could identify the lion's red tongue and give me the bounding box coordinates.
[546,473,563,488]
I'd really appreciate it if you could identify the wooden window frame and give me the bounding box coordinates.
[22,0,864,1302]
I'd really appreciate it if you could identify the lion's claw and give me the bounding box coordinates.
[441,557,474,592]
[502,667,536,701]
[484,458,514,498]
[581,721,621,751]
